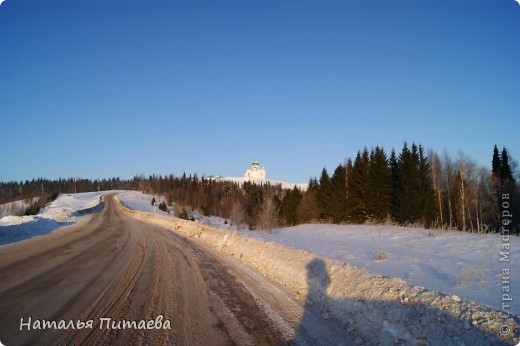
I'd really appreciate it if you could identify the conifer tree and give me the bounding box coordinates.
[329,164,347,223]
[492,145,501,178]
[316,168,333,221]
[297,180,320,223]
[345,158,354,220]
[499,147,519,234]
[367,146,392,222]
[347,149,370,223]
[418,145,436,226]
[389,148,400,221]
[280,186,302,226]
[395,143,422,224]
[500,147,514,184]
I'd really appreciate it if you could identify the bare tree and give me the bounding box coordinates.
[430,150,444,227]
[257,195,279,232]
[475,167,491,233]
[230,199,246,231]
[456,152,480,232]
[458,166,467,232]
[443,150,455,229]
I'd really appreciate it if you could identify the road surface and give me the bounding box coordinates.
[0,194,350,345]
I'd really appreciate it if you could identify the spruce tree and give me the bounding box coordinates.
[345,158,354,221]
[280,186,302,226]
[367,146,392,222]
[317,168,333,221]
[389,148,400,221]
[297,180,320,223]
[491,145,503,214]
[492,145,501,178]
[395,142,422,224]
[348,149,370,223]
[500,148,518,233]
[418,145,436,227]
[500,147,515,184]
[330,164,347,223]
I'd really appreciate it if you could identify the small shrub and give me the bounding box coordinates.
[177,209,189,220]
[375,250,388,261]
[158,201,168,213]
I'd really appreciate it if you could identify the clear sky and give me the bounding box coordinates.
[1,0,519,183]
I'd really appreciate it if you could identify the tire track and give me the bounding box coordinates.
[0,194,296,346]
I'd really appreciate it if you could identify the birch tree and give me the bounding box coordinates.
[430,150,444,227]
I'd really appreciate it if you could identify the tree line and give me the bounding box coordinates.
[1,143,517,233]
[309,143,518,233]
[137,174,286,231]
[142,143,518,233]
[135,143,518,234]
[0,177,139,205]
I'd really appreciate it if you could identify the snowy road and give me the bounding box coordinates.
[0,195,352,345]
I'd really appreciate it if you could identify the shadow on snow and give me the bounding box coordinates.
[0,201,105,246]
[293,258,517,346]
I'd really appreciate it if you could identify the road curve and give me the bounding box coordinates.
[0,194,320,345]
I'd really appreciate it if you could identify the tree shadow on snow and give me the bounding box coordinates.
[293,258,518,346]
[73,200,105,216]
[0,218,75,246]
[0,200,106,246]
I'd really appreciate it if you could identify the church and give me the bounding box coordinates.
[244,160,266,180]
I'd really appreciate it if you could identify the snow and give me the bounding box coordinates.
[217,176,308,190]
[120,191,519,316]
[0,191,105,246]
[1,189,516,343]
[235,224,519,315]
[117,191,172,216]
[121,200,520,345]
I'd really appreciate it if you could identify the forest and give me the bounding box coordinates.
[135,143,519,234]
[1,143,518,233]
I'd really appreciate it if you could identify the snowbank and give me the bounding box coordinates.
[120,191,520,316]
[231,224,520,316]
[117,198,519,345]
[0,192,105,246]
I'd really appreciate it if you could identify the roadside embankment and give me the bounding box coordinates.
[0,192,106,246]
[116,197,519,345]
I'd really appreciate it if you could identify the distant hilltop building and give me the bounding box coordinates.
[244,160,266,180]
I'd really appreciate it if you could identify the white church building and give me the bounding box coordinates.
[244,160,266,180]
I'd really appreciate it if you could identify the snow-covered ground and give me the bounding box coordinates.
[236,224,519,316]
[120,191,519,316]
[0,192,105,246]
[0,197,39,218]
[117,191,172,215]
[216,176,308,190]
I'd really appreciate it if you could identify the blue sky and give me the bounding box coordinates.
[1,0,519,183]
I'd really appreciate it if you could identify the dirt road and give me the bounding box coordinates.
[0,195,343,345]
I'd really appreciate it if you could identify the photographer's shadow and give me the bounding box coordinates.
[292,258,511,346]
[292,258,356,345]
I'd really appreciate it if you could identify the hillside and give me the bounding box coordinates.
[119,191,519,316]
[217,176,308,190]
